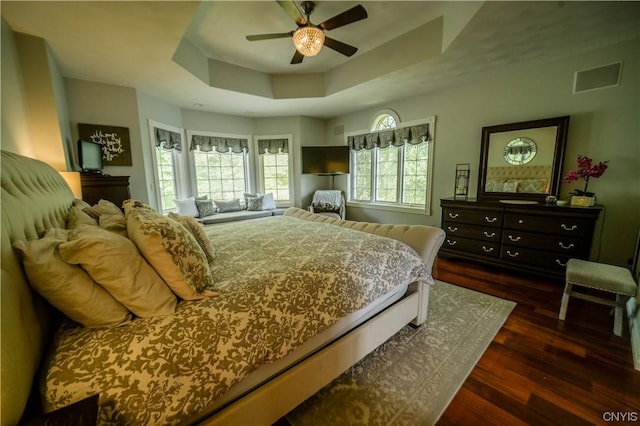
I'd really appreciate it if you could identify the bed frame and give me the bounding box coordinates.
[0,151,445,425]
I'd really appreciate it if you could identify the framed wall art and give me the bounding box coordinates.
[78,123,132,166]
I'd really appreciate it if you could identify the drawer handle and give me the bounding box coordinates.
[506,250,520,258]
[447,226,458,232]
[446,239,457,246]
[555,259,567,267]
[485,216,497,223]
[508,235,521,242]
[558,242,575,250]
[561,224,578,231]
[448,213,460,219]
[482,246,494,253]
[483,231,496,238]
[518,219,524,224]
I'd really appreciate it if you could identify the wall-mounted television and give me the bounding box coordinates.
[78,139,103,172]
[302,146,350,175]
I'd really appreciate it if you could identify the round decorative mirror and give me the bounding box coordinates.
[503,137,537,165]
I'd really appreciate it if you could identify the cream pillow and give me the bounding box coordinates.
[128,209,218,300]
[83,199,124,219]
[12,228,132,328]
[168,212,216,263]
[99,213,128,238]
[66,205,99,229]
[59,225,177,317]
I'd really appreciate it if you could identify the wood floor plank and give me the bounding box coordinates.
[435,257,640,425]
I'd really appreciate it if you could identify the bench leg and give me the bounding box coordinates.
[614,294,627,337]
[559,283,572,320]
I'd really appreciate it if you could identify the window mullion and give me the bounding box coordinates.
[397,145,404,204]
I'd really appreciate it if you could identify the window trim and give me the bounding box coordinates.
[147,119,187,213]
[253,134,294,208]
[346,115,436,215]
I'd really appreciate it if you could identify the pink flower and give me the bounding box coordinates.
[564,155,608,196]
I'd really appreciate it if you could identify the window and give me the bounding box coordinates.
[255,136,293,206]
[193,151,248,200]
[189,132,250,202]
[349,114,434,212]
[148,121,185,214]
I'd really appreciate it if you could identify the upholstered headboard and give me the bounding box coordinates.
[485,165,552,193]
[1,151,74,425]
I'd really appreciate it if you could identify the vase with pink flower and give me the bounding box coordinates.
[563,155,608,206]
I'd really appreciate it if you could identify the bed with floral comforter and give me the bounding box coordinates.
[40,214,430,424]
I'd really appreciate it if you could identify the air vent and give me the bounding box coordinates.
[573,62,622,94]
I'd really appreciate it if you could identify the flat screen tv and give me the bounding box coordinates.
[302,146,350,175]
[78,139,103,172]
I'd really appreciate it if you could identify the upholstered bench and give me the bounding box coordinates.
[559,258,637,336]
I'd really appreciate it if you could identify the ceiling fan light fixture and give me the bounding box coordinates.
[292,26,325,56]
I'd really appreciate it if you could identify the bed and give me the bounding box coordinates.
[1,150,445,425]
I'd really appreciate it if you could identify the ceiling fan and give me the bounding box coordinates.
[246,0,368,64]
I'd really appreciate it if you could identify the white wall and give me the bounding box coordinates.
[326,37,640,266]
[1,21,70,170]
[65,78,146,201]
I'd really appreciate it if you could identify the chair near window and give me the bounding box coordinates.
[308,190,345,220]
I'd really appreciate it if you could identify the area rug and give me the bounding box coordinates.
[285,280,516,426]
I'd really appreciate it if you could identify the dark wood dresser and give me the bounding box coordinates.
[439,197,602,280]
[80,173,130,207]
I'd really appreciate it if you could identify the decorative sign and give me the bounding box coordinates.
[78,123,132,166]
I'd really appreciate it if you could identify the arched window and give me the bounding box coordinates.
[350,112,435,212]
[370,110,399,131]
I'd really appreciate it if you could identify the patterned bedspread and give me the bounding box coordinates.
[41,216,430,424]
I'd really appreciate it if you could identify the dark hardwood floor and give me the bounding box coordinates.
[434,257,639,425]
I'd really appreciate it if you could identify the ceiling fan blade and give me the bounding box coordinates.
[246,32,293,41]
[319,4,367,31]
[290,50,304,64]
[277,0,306,25]
[323,37,358,57]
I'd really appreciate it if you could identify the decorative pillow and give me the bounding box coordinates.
[246,195,264,211]
[59,225,177,317]
[262,193,277,210]
[122,199,156,217]
[168,212,216,263]
[195,199,217,217]
[503,180,518,193]
[13,228,132,328]
[66,205,98,229]
[174,197,199,217]
[74,198,92,209]
[99,213,128,238]
[83,199,124,219]
[312,202,338,213]
[215,198,242,213]
[127,209,218,300]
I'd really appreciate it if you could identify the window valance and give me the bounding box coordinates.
[348,123,432,151]
[190,135,248,153]
[258,138,289,154]
[154,128,182,151]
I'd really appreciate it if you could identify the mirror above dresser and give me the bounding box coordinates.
[477,116,570,203]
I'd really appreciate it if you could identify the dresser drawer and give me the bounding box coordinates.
[443,221,502,242]
[501,245,570,274]
[504,214,590,237]
[501,230,584,256]
[443,208,503,228]
[443,236,500,258]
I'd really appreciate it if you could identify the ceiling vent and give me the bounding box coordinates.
[573,62,622,94]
